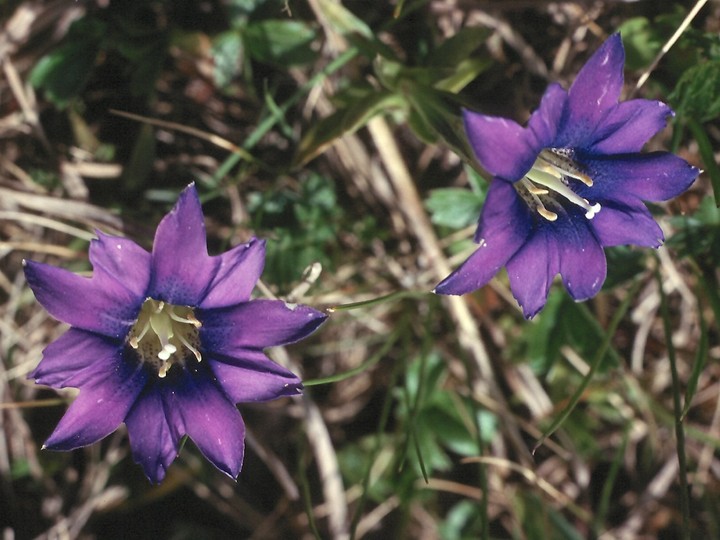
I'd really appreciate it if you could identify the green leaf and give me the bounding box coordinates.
[682,299,708,420]
[294,90,404,166]
[400,82,475,163]
[618,17,663,70]
[244,19,316,66]
[466,164,488,195]
[439,500,480,540]
[428,27,490,66]
[425,188,483,229]
[313,0,373,39]
[29,18,106,108]
[434,57,492,93]
[226,0,263,23]
[247,174,341,286]
[212,31,244,88]
[669,60,720,123]
[528,294,620,377]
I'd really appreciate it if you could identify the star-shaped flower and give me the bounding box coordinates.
[435,34,699,318]
[25,184,326,483]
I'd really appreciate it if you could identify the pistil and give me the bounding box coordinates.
[128,298,202,377]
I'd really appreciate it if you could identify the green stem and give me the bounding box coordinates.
[298,437,322,540]
[654,264,691,538]
[687,119,720,207]
[303,333,398,386]
[533,280,641,452]
[328,290,430,312]
[696,260,720,325]
[349,336,405,540]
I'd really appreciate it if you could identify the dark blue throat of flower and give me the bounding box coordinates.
[516,148,600,222]
[128,298,202,378]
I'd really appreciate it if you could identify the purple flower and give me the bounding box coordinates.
[24,184,326,483]
[435,34,699,318]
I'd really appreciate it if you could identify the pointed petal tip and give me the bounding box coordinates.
[433,279,466,296]
[513,294,545,320]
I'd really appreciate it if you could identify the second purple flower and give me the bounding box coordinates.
[435,34,699,318]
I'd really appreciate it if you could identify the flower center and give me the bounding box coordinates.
[519,148,601,222]
[128,298,202,378]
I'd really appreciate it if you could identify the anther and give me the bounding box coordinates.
[538,207,558,221]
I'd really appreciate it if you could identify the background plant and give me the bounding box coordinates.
[1,0,718,538]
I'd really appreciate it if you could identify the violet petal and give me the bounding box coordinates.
[89,231,151,299]
[30,329,123,388]
[149,184,219,305]
[587,100,673,154]
[463,84,566,181]
[24,260,140,339]
[435,181,532,295]
[506,224,561,319]
[209,349,303,403]
[125,385,180,484]
[162,365,245,479]
[199,300,327,353]
[558,34,625,146]
[43,354,148,450]
[556,216,607,301]
[590,197,665,247]
[200,238,266,309]
[579,152,699,202]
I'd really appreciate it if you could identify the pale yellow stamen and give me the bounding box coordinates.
[127,298,203,377]
[525,155,601,220]
[538,149,594,187]
[520,178,558,221]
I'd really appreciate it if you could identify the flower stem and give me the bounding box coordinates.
[349,352,404,540]
[654,264,691,539]
[303,332,398,386]
[327,290,431,312]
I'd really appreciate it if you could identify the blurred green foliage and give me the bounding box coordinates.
[247,173,341,286]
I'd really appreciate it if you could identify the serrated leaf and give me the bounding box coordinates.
[669,60,720,123]
[668,196,720,262]
[294,90,404,166]
[244,19,316,66]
